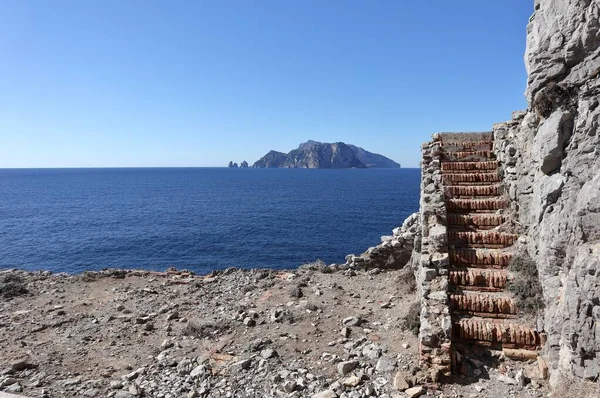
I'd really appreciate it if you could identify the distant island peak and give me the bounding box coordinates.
[252,140,401,169]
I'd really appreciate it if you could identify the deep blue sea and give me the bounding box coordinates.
[0,168,420,274]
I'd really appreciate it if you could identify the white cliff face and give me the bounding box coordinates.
[494,0,600,385]
[525,0,600,103]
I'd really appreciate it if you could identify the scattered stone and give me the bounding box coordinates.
[283,380,297,393]
[523,362,545,380]
[190,365,206,378]
[290,286,303,298]
[342,316,362,327]
[375,356,396,373]
[231,358,252,370]
[312,390,336,398]
[143,322,154,331]
[0,378,17,387]
[82,388,100,397]
[261,348,278,359]
[404,386,424,398]
[362,343,382,359]
[497,374,518,385]
[343,375,361,387]
[5,383,23,393]
[128,383,140,395]
[337,360,359,375]
[10,358,36,372]
[393,371,410,391]
[62,377,81,387]
[166,311,179,321]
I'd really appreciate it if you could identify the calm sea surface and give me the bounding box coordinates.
[0,168,420,274]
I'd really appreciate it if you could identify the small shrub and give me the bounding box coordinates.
[289,285,303,298]
[533,82,578,118]
[404,301,421,336]
[507,254,544,316]
[397,266,417,293]
[1,274,23,283]
[240,284,255,294]
[80,271,99,282]
[101,268,127,279]
[299,259,332,273]
[181,321,232,339]
[0,274,28,299]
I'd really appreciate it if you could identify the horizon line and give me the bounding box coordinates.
[0,166,420,170]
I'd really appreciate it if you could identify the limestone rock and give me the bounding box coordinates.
[531,109,573,174]
[342,375,361,387]
[337,360,359,376]
[392,371,410,391]
[491,0,600,385]
[404,386,424,398]
[311,390,336,398]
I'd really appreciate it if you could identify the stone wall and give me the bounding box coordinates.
[342,213,419,270]
[491,0,600,384]
[412,136,452,382]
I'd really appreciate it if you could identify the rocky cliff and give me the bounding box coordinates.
[252,141,400,169]
[493,0,600,385]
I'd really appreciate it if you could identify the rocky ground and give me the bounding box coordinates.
[0,265,587,398]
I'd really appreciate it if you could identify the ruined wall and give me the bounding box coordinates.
[493,0,600,384]
[412,137,452,382]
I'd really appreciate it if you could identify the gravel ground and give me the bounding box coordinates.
[0,266,561,397]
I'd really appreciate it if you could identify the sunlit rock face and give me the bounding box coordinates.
[493,0,600,385]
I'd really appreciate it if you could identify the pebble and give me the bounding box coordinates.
[261,348,278,359]
[392,371,409,391]
[342,316,362,326]
[342,375,361,387]
[497,374,518,385]
[312,390,336,398]
[5,383,23,393]
[340,326,351,338]
[283,380,297,392]
[337,360,359,375]
[405,386,424,398]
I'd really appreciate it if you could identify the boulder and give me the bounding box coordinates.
[532,109,573,174]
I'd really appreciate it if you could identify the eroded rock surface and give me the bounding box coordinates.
[493,0,600,384]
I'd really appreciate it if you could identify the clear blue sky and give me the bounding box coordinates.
[1,1,533,168]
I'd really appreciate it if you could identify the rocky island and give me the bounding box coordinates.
[227,161,249,168]
[252,141,401,169]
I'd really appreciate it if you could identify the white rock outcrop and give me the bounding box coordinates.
[493,0,600,385]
